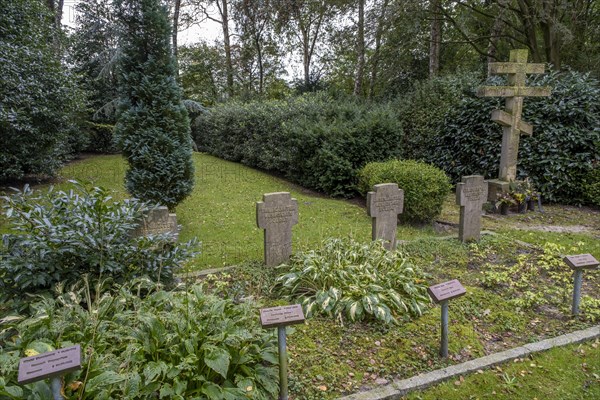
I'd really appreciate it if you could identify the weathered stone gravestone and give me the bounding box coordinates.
[367,183,404,250]
[132,206,179,239]
[477,49,551,201]
[456,175,488,242]
[256,192,298,266]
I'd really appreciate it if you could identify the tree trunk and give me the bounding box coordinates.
[256,35,264,94]
[487,0,507,64]
[516,0,542,62]
[540,1,560,68]
[173,0,181,64]
[353,0,365,96]
[221,0,234,97]
[302,27,310,87]
[369,0,389,99]
[429,0,442,77]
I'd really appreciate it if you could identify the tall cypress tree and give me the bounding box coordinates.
[114,0,194,209]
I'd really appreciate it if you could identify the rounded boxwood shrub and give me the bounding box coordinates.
[358,159,451,224]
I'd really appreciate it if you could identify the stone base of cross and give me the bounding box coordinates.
[477,49,551,198]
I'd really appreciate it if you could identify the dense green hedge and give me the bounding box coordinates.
[394,72,481,161]
[194,94,403,197]
[358,159,451,224]
[429,70,600,204]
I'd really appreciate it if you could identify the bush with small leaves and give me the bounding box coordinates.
[358,159,451,224]
[275,238,430,325]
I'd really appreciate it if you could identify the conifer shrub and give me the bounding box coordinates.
[358,159,451,224]
[114,0,194,209]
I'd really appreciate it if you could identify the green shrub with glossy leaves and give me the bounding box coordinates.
[429,69,600,204]
[0,279,278,399]
[584,167,600,207]
[275,238,430,325]
[0,182,198,293]
[194,93,403,197]
[358,159,451,224]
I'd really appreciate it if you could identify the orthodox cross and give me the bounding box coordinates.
[477,49,551,182]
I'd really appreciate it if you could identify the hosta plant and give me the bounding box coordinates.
[0,279,279,399]
[275,238,430,325]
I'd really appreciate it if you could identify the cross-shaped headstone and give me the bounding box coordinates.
[456,175,488,242]
[366,183,404,250]
[477,49,551,182]
[256,192,298,266]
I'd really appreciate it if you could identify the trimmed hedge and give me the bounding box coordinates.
[193,94,403,197]
[358,159,451,224]
[429,70,600,204]
[84,121,117,153]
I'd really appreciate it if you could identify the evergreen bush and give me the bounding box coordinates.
[194,94,403,197]
[0,182,198,293]
[394,72,481,160]
[0,0,86,181]
[358,159,451,224]
[584,167,600,207]
[114,0,194,209]
[429,70,600,204]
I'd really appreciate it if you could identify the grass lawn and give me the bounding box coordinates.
[56,153,439,269]
[1,153,599,399]
[404,339,600,400]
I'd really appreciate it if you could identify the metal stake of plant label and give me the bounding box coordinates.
[277,326,289,399]
[563,254,599,316]
[427,280,466,358]
[440,300,449,358]
[259,304,305,400]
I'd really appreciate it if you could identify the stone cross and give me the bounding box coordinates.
[456,175,488,242]
[477,49,551,182]
[256,192,298,267]
[367,183,404,250]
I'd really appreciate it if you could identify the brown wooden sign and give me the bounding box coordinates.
[428,280,466,304]
[260,304,305,328]
[564,254,599,270]
[18,345,81,385]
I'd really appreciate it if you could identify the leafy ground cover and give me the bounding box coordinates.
[1,154,599,399]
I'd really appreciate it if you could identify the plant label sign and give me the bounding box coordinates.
[428,280,466,304]
[18,345,81,385]
[260,304,305,329]
[564,254,599,270]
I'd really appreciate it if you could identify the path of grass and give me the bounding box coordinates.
[403,339,600,400]
[57,154,439,269]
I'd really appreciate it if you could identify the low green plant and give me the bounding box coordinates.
[480,242,599,322]
[357,159,451,224]
[0,279,278,399]
[275,238,430,325]
[0,182,198,293]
